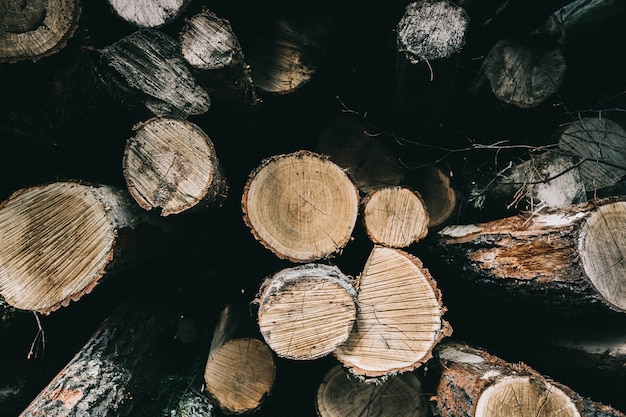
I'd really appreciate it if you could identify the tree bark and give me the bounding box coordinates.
[432,340,626,417]
[123,116,228,216]
[106,0,192,28]
[362,186,429,248]
[437,197,626,315]
[334,245,452,380]
[0,181,142,314]
[255,263,357,361]
[315,364,430,417]
[97,29,211,118]
[242,151,359,263]
[0,0,81,63]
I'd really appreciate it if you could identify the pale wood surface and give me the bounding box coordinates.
[242,151,359,263]
[334,246,451,379]
[123,117,227,216]
[107,0,190,28]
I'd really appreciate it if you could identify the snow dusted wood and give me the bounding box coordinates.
[107,0,191,28]
[0,0,80,63]
[558,117,626,192]
[98,29,210,117]
[256,264,357,360]
[123,117,227,216]
[433,340,626,417]
[242,151,359,263]
[180,11,255,102]
[315,364,430,417]
[397,0,469,63]
[0,182,140,314]
[317,114,404,194]
[407,165,458,228]
[482,19,566,108]
[334,246,451,379]
[362,186,429,248]
[438,198,626,314]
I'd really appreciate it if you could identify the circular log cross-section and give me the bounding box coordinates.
[558,117,626,192]
[0,182,138,313]
[256,264,357,360]
[204,338,275,415]
[0,0,80,63]
[123,117,227,216]
[397,0,469,63]
[242,151,359,263]
[362,186,429,248]
[315,364,430,417]
[107,0,191,28]
[334,246,451,379]
[408,165,457,228]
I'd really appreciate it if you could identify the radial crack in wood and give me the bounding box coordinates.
[242,151,359,263]
[334,246,451,379]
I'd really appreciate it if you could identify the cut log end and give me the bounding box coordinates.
[334,246,451,379]
[257,264,357,360]
[123,117,227,216]
[315,364,430,417]
[409,165,457,228]
[242,151,359,263]
[0,0,81,63]
[362,186,429,248]
[0,182,135,313]
[204,338,275,415]
[107,0,190,28]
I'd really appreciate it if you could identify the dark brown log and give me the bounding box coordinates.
[432,340,626,417]
[97,29,211,117]
[405,165,459,228]
[437,197,626,315]
[123,116,228,216]
[0,182,142,314]
[334,245,452,380]
[315,364,431,417]
[106,0,192,28]
[242,151,359,263]
[255,264,357,361]
[0,0,81,63]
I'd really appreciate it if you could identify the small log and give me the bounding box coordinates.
[0,181,141,314]
[315,364,431,417]
[123,116,228,216]
[204,304,275,414]
[97,29,211,117]
[106,0,191,28]
[256,264,357,360]
[558,117,626,192]
[317,113,404,194]
[242,151,359,263]
[405,165,458,228]
[0,0,81,63]
[437,197,626,314]
[362,186,429,248]
[432,340,626,417]
[180,11,256,103]
[334,246,452,379]
[481,17,566,108]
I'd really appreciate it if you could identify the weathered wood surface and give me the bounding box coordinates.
[107,0,191,28]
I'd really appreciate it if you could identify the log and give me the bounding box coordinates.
[317,113,404,194]
[315,364,430,417]
[204,304,276,414]
[123,116,228,216]
[0,0,81,63]
[432,340,626,417]
[97,29,211,117]
[362,186,429,248]
[405,165,458,228]
[106,0,191,28]
[334,245,451,379]
[180,11,256,103]
[255,264,357,360]
[0,181,142,314]
[242,151,359,263]
[437,197,626,315]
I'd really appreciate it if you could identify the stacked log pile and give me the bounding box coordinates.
[1,0,626,416]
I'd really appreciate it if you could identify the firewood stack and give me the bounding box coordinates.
[1,0,626,416]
